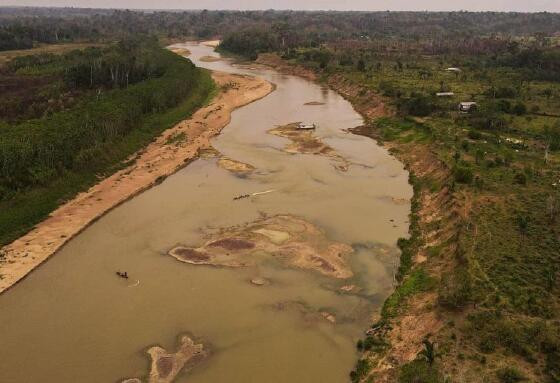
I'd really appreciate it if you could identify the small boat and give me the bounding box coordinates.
[297,122,317,130]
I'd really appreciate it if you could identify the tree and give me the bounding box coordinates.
[512,102,527,116]
[516,215,528,239]
[475,149,485,165]
[418,338,438,366]
[357,58,366,72]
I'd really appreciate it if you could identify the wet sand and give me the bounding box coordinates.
[0,69,274,294]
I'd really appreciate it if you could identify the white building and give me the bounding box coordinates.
[459,102,477,113]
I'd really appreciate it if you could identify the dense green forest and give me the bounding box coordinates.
[1,8,560,52]
[0,36,214,245]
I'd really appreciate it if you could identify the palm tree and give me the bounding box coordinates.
[418,338,437,366]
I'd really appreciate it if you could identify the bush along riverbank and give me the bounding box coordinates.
[0,37,215,246]
[249,48,560,383]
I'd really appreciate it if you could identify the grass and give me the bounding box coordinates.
[399,360,444,383]
[367,58,560,380]
[287,47,560,381]
[382,268,436,319]
[165,131,188,145]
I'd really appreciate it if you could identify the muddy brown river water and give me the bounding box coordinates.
[0,43,412,383]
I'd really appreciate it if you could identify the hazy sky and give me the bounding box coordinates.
[2,0,559,12]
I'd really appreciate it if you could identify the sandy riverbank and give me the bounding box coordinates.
[0,70,274,294]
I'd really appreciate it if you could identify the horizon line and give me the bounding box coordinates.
[1,5,559,13]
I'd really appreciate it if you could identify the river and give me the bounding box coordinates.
[0,42,411,383]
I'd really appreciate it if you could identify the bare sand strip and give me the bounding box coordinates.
[0,71,274,294]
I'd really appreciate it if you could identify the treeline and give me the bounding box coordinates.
[219,25,560,84]
[0,38,214,243]
[8,41,168,89]
[2,8,560,52]
[498,48,560,81]
[0,39,174,123]
[0,18,101,50]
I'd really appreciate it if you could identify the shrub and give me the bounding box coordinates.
[546,350,560,382]
[467,129,482,140]
[470,114,508,131]
[379,80,397,97]
[399,93,436,117]
[399,360,444,383]
[439,267,472,308]
[453,166,474,184]
[514,173,527,185]
[359,336,387,352]
[350,359,371,383]
[512,102,527,115]
[486,86,518,98]
[497,99,512,113]
[496,367,526,383]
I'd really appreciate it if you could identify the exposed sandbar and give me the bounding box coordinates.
[169,214,354,279]
[122,335,208,383]
[268,122,349,171]
[170,48,191,56]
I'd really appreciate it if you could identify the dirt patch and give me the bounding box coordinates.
[199,56,221,62]
[122,334,208,383]
[172,248,211,263]
[170,48,191,56]
[157,356,174,378]
[310,256,336,273]
[304,101,325,106]
[169,215,354,279]
[0,59,274,294]
[202,40,221,48]
[208,238,255,250]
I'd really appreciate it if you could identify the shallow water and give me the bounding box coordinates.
[0,43,412,383]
